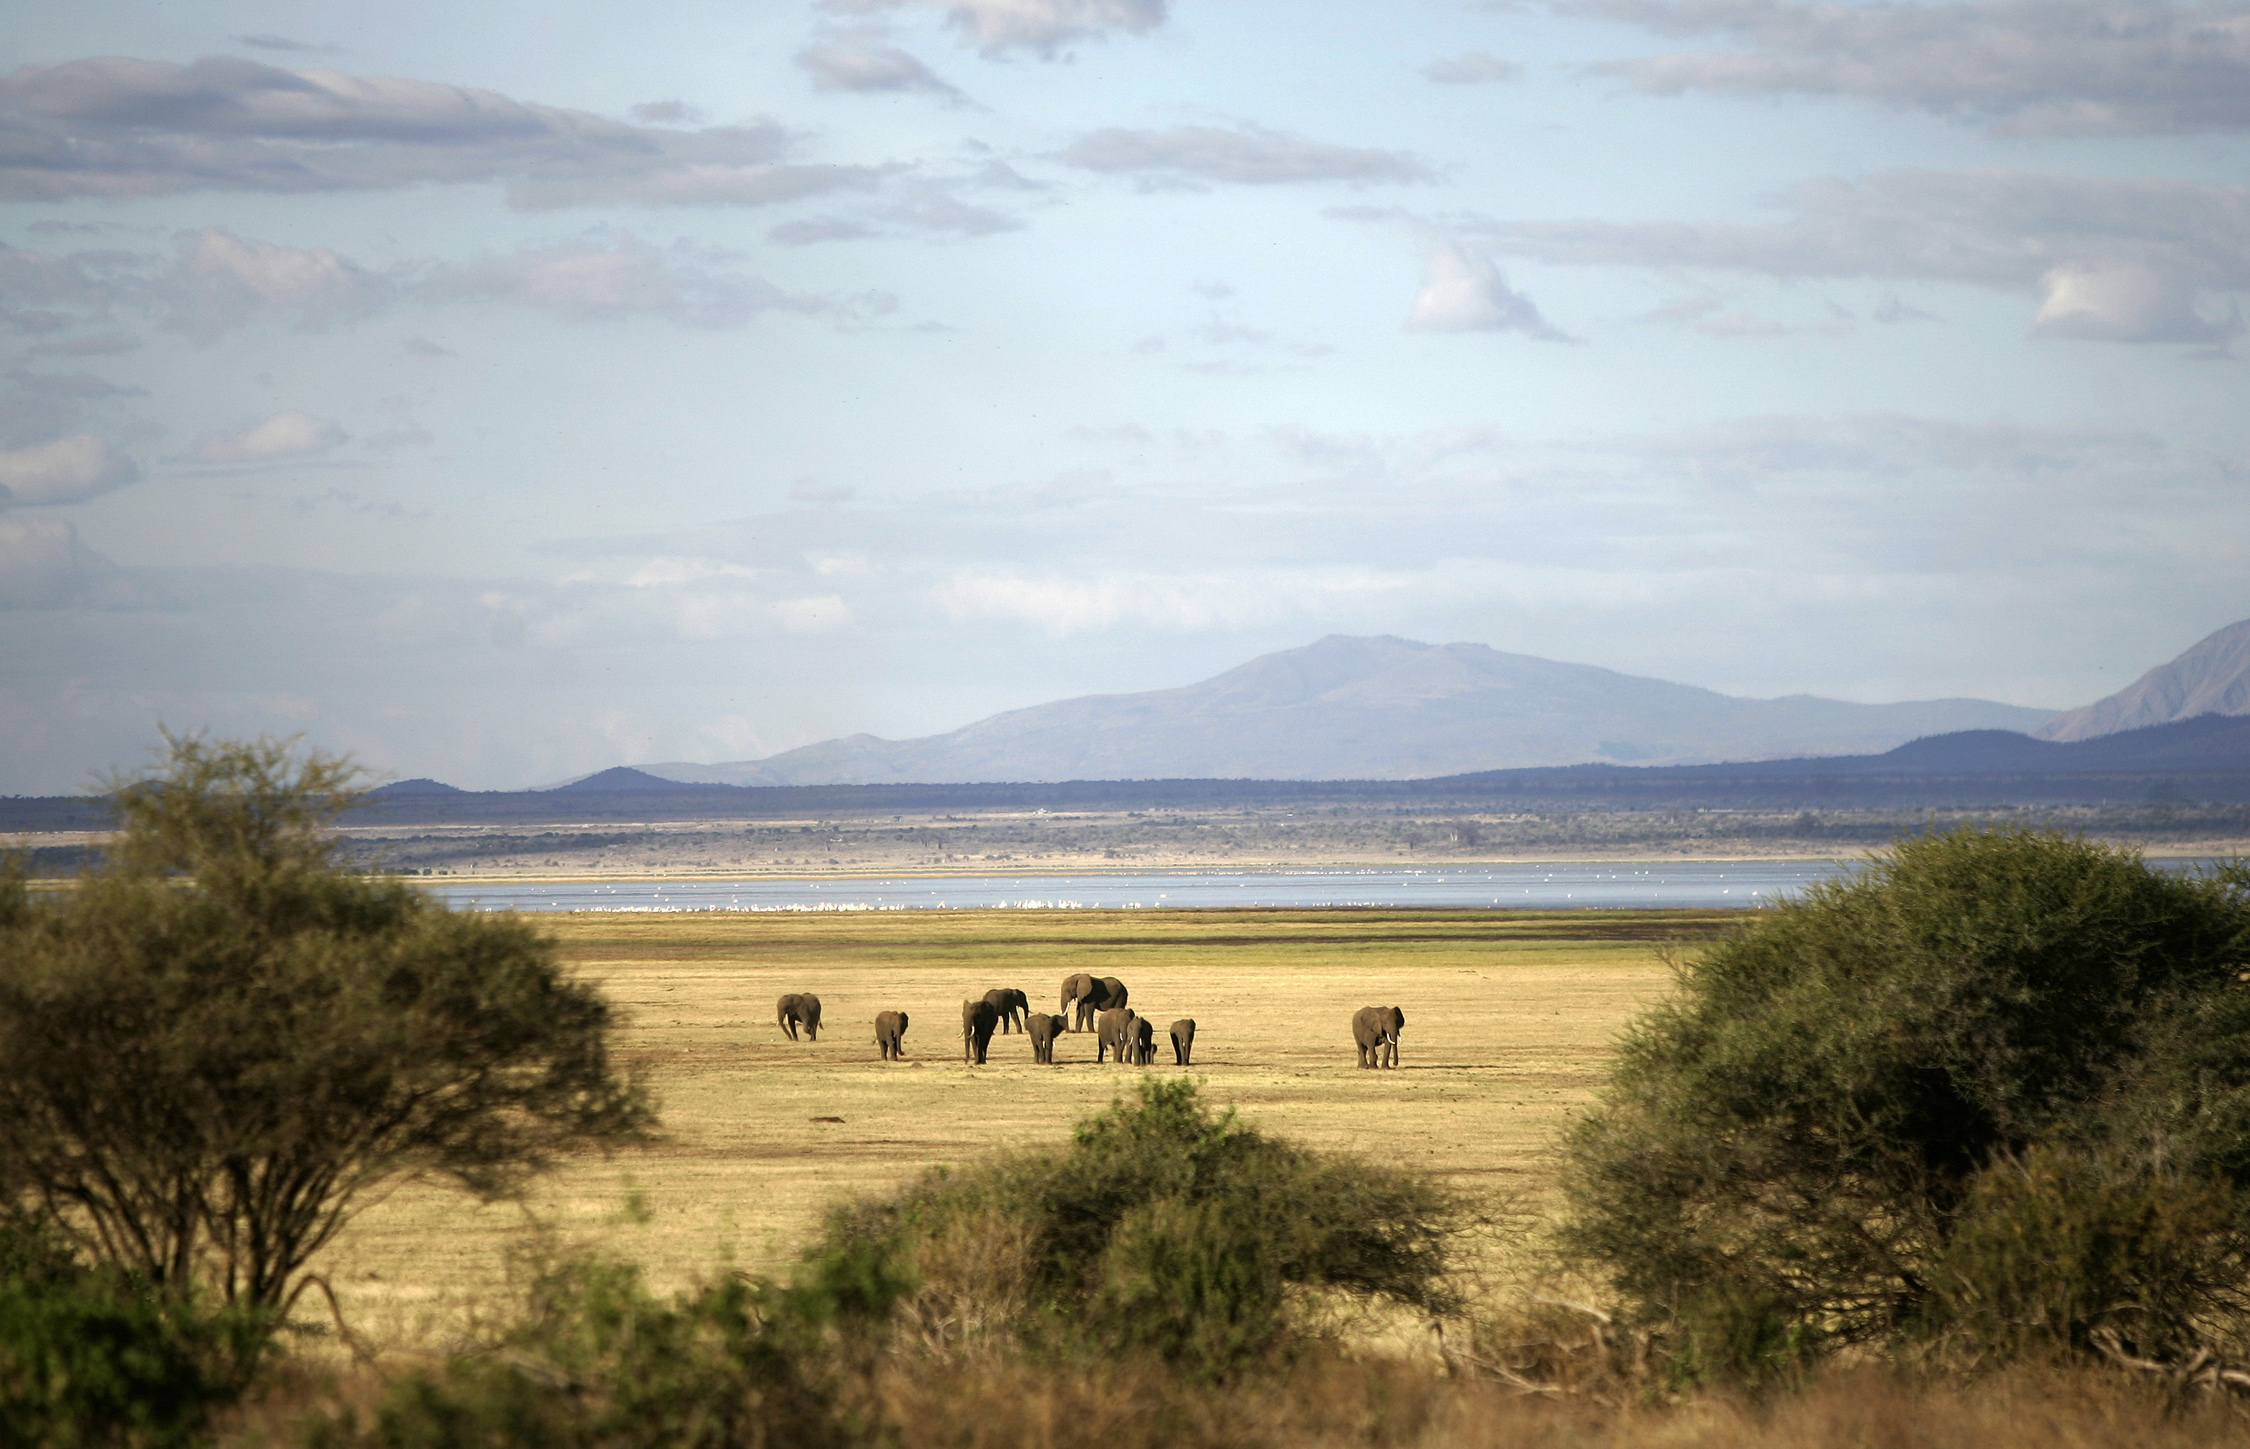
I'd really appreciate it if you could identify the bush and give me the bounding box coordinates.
[0,736,653,1315]
[0,1218,268,1448]
[317,1255,855,1449]
[814,1078,1464,1374]
[1560,826,2250,1364]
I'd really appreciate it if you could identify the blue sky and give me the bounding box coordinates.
[1,0,2245,789]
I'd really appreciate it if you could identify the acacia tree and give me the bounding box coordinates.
[0,735,653,1311]
[1561,826,2250,1362]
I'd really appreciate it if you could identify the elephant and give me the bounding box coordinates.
[1096,1007,1139,1064]
[1128,1015,1156,1065]
[962,998,1000,1065]
[1072,975,1130,1033]
[982,987,1029,1034]
[874,1010,909,1061]
[777,993,823,1041]
[1060,973,1097,1029]
[1026,1012,1067,1064]
[1352,1005,1404,1069]
[1169,1018,1196,1066]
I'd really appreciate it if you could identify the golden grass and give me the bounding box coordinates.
[311,907,1729,1349]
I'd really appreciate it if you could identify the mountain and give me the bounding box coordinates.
[369,777,463,795]
[645,635,2054,786]
[2037,619,2250,742]
[553,766,706,792]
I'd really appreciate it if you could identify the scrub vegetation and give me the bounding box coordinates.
[11,740,2250,1444]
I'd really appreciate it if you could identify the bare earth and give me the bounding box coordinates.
[314,907,1733,1349]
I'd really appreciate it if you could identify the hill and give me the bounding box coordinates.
[2037,618,2250,741]
[646,635,2053,786]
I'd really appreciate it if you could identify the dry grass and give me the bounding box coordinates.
[305,907,1724,1351]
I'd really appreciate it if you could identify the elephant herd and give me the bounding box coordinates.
[777,985,1406,1069]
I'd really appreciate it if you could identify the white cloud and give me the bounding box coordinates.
[1064,125,1434,187]
[0,515,100,606]
[188,412,348,465]
[0,434,140,505]
[172,226,385,340]
[1404,241,1574,340]
[2031,260,2240,342]
[932,566,1430,635]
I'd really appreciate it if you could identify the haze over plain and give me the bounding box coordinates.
[1,0,2245,792]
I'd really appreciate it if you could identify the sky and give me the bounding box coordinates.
[0,0,2245,791]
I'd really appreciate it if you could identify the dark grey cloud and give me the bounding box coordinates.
[797,41,967,102]
[1467,170,2250,342]
[824,0,1166,58]
[1423,52,1524,84]
[1063,125,1435,187]
[0,55,882,207]
[1573,0,2250,135]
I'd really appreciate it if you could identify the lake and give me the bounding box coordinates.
[430,860,1866,913]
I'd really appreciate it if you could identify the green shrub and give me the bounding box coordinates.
[0,1218,268,1449]
[814,1078,1463,1374]
[317,1254,863,1449]
[1560,826,2250,1363]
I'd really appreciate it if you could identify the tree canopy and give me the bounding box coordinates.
[1561,826,2250,1361]
[0,735,653,1311]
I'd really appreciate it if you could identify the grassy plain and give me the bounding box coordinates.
[315,906,1734,1349]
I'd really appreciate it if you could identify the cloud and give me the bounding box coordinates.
[828,0,1167,57]
[2031,260,2240,342]
[1572,0,2250,135]
[187,412,348,465]
[1404,241,1574,340]
[420,235,817,327]
[1063,125,1435,187]
[171,226,385,340]
[797,41,967,102]
[0,434,141,505]
[1470,170,2250,341]
[0,55,881,208]
[629,100,705,124]
[231,34,346,55]
[0,516,105,607]
[1423,52,1524,84]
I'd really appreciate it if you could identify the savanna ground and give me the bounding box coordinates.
[229,902,2250,1446]
[313,906,1719,1354]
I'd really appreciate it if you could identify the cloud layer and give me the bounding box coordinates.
[0,55,879,207]
[1577,0,2250,135]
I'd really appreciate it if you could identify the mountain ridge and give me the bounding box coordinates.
[640,634,2054,787]
[2037,619,2250,742]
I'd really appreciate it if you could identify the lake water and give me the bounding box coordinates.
[429,860,1868,913]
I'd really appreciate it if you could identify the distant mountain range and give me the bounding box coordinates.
[2038,619,2250,742]
[637,634,2055,787]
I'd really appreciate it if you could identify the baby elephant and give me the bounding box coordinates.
[1169,1018,1196,1066]
[1096,1007,1137,1064]
[777,993,823,1041]
[962,998,1000,1064]
[874,1010,909,1061]
[1025,1012,1067,1064]
[1352,1005,1404,1069]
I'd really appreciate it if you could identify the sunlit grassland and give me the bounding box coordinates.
[315,907,1736,1348]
